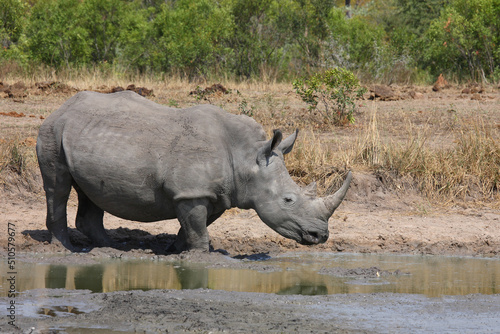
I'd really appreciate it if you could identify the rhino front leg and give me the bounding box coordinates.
[173,198,212,252]
[172,210,224,253]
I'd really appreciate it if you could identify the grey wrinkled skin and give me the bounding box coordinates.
[36,91,352,252]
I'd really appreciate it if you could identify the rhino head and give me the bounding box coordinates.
[244,129,352,245]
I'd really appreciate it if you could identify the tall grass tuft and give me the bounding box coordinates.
[375,117,499,203]
[285,108,500,205]
[0,137,40,193]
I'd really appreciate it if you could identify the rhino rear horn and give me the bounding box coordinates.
[323,171,353,215]
[304,181,317,198]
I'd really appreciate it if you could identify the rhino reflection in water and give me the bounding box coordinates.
[36,91,352,252]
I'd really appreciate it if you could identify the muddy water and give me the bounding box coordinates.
[1,253,499,298]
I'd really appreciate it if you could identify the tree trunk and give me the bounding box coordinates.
[345,0,352,18]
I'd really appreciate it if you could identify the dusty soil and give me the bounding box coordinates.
[1,80,499,333]
[2,186,499,258]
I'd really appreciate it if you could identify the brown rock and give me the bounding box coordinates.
[11,81,26,90]
[462,82,483,94]
[189,83,230,99]
[35,81,78,94]
[126,84,153,97]
[5,86,27,99]
[5,81,28,99]
[471,93,482,100]
[35,81,56,91]
[135,87,153,97]
[0,111,25,117]
[0,82,9,92]
[369,85,396,101]
[204,83,229,94]
[408,91,424,99]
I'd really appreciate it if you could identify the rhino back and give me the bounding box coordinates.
[41,91,265,221]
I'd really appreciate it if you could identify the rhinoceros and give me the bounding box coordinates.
[36,91,352,252]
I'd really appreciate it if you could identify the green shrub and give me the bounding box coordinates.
[151,0,234,78]
[423,0,500,81]
[26,0,91,67]
[293,68,366,126]
[0,0,27,48]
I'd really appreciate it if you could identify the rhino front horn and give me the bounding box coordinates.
[324,171,353,215]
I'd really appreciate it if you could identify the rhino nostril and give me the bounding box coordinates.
[302,231,328,245]
[302,231,320,244]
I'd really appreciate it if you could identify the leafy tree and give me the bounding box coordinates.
[2,0,498,83]
[226,0,275,78]
[26,0,90,66]
[115,4,153,73]
[152,0,234,77]
[392,0,449,36]
[226,0,337,79]
[273,0,337,73]
[326,7,386,77]
[79,0,129,63]
[424,0,500,81]
[0,0,27,48]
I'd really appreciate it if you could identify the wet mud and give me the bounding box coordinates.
[3,288,500,334]
[2,251,500,333]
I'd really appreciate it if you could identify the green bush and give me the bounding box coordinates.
[26,0,91,67]
[0,0,27,48]
[0,0,498,82]
[151,0,234,77]
[293,68,366,126]
[424,0,500,81]
[79,0,129,64]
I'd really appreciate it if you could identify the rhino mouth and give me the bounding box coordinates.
[300,231,327,245]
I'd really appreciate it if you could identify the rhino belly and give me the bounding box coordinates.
[72,168,176,222]
[65,145,176,222]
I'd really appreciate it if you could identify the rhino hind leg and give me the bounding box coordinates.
[38,158,75,251]
[44,191,74,251]
[74,187,110,247]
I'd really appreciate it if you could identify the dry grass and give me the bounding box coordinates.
[1,70,499,206]
[284,105,500,205]
[0,137,36,174]
[0,136,39,193]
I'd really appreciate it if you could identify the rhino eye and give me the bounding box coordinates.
[283,195,296,205]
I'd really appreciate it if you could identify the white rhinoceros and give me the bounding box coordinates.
[36,91,352,252]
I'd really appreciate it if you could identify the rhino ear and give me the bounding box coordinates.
[277,129,298,155]
[257,129,282,165]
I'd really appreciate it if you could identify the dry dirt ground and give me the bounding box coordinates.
[1,81,499,333]
[1,81,499,257]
